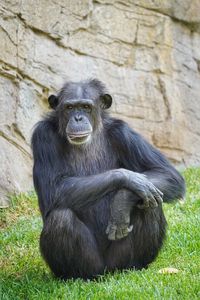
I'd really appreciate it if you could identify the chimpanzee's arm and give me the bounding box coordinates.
[109,119,186,203]
[105,119,185,241]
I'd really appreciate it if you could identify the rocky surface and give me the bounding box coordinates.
[0,0,200,206]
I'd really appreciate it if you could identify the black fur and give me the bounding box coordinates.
[32,79,185,279]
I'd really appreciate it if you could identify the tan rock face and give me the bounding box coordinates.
[0,0,200,205]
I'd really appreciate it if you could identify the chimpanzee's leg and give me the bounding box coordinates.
[106,189,136,240]
[105,205,167,271]
[40,209,104,279]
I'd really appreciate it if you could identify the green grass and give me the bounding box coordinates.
[0,169,200,300]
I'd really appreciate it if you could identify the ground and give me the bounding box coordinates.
[0,168,200,300]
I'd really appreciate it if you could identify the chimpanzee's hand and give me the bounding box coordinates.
[117,169,163,209]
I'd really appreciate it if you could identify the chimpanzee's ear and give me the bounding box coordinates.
[100,94,112,109]
[48,95,59,109]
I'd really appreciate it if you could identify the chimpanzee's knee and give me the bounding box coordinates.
[40,209,104,279]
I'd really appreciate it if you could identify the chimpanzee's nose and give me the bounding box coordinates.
[74,114,83,122]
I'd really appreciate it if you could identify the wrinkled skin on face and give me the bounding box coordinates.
[59,99,94,146]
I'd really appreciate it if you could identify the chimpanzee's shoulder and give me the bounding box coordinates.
[31,113,58,145]
[104,116,138,139]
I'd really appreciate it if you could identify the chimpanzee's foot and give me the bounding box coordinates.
[106,221,133,241]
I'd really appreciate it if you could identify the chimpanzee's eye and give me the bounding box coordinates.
[66,105,73,110]
[83,104,92,112]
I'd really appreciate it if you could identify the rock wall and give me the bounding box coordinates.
[1,0,200,206]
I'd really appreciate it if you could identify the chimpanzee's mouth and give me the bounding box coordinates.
[67,132,92,145]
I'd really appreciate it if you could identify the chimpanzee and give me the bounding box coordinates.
[32,79,185,279]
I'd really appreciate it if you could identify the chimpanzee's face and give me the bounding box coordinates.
[48,79,112,146]
[58,98,94,145]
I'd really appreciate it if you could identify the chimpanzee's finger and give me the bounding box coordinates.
[116,225,131,240]
[148,193,158,208]
[137,190,149,207]
[156,188,163,197]
[116,228,126,240]
[107,224,117,240]
[153,188,163,204]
